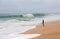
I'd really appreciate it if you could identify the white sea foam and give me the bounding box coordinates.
[0,34,40,39]
[23,14,34,17]
[0,13,60,39]
[0,14,60,35]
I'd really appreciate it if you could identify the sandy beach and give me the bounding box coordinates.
[22,20,60,39]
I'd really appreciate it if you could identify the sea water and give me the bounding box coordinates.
[0,13,60,39]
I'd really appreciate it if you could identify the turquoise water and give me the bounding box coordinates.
[0,13,48,21]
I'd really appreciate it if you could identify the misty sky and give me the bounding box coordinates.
[0,0,60,13]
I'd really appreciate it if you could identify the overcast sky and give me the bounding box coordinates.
[0,0,60,13]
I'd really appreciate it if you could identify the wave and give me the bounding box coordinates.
[0,13,48,18]
[0,13,60,21]
[0,13,60,35]
[0,13,60,39]
[0,13,49,21]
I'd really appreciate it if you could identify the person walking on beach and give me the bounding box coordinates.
[42,19,44,27]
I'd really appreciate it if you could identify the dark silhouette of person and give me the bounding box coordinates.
[42,19,44,27]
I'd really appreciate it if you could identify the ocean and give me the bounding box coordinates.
[0,13,60,39]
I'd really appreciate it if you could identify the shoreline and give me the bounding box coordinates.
[21,20,60,39]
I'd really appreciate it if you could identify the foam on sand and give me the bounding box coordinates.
[0,34,40,39]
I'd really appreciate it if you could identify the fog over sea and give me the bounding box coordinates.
[0,13,60,39]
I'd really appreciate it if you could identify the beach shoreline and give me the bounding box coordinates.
[21,20,60,39]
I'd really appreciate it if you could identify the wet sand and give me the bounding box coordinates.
[22,20,60,39]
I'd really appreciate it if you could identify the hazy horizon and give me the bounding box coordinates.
[0,0,60,13]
